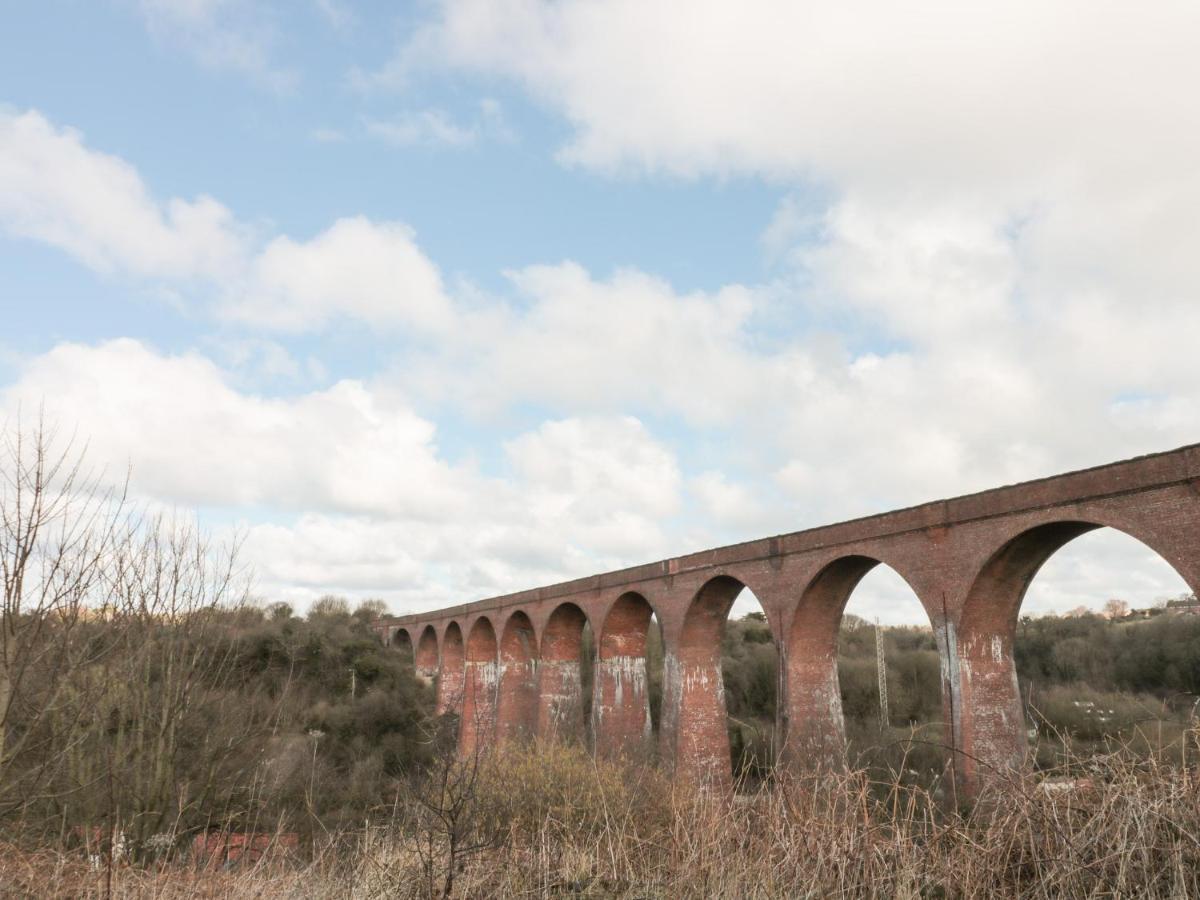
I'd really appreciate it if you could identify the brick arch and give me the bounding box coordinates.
[436,621,465,717]
[391,627,415,662]
[538,602,590,744]
[459,617,499,757]
[415,625,438,684]
[662,574,752,790]
[954,517,1198,787]
[781,554,936,768]
[496,610,538,743]
[592,591,658,760]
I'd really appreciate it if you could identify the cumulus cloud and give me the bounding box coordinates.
[394,0,1200,376]
[239,410,687,603]
[504,416,682,558]
[378,0,1200,521]
[0,339,687,606]
[0,109,245,280]
[231,217,455,333]
[0,109,456,335]
[410,262,775,424]
[0,339,472,517]
[400,0,1199,184]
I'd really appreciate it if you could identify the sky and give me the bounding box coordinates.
[1,0,1196,623]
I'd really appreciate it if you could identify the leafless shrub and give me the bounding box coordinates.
[6,730,1200,897]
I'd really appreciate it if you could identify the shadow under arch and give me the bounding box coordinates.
[391,627,415,666]
[437,621,465,717]
[953,519,1199,790]
[592,591,658,761]
[415,625,438,683]
[662,574,757,791]
[460,617,499,757]
[496,611,538,743]
[539,602,591,744]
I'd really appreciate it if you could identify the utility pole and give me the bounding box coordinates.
[875,617,889,731]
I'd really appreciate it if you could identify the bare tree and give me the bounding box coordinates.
[77,515,251,851]
[1102,598,1130,620]
[0,414,131,820]
[403,707,501,900]
[0,416,258,854]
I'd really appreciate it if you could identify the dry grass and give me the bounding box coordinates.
[5,735,1200,899]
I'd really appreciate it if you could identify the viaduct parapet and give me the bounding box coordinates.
[374,444,1200,793]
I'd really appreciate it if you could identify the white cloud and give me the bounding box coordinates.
[410,262,775,424]
[402,0,1200,186]
[364,99,514,149]
[231,217,455,333]
[0,339,687,608]
[0,339,469,518]
[136,0,296,89]
[239,412,684,604]
[1022,530,1191,618]
[357,0,1200,547]
[0,109,246,280]
[366,110,479,148]
[690,472,762,532]
[504,416,682,558]
[0,109,455,335]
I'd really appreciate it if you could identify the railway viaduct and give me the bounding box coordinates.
[373,444,1200,793]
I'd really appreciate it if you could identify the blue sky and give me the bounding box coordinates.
[1,0,1196,620]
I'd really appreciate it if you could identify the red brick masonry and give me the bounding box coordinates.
[378,445,1200,793]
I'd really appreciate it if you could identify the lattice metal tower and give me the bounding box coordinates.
[875,617,889,731]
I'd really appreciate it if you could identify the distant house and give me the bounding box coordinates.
[1165,595,1200,616]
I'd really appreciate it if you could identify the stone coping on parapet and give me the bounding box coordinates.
[379,441,1200,629]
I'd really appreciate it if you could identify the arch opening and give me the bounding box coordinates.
[840,564,943,786]
[415,626,438,684]
[538,603,590,745]
[496,612,538,744]
[956,522,1198,789]
[784,556,943,787]
[665,575,777,791]
[460,617,499,757]
[723,587,776,785]
[437,621,465,718]
[391,628,415,667]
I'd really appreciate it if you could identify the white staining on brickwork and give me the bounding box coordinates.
[592,655,651,731]
[661,652,684,741]
[474,660,499,688]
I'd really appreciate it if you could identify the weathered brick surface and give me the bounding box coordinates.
[435,622,464,717]
[396,624,442,685]
[592,592,655,761]
[537,603,588,745]
[496,612,538,743]
[459,618,499,758]
[375,444,1200,794]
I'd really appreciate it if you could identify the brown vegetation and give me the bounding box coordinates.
[3,738,1199,898]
